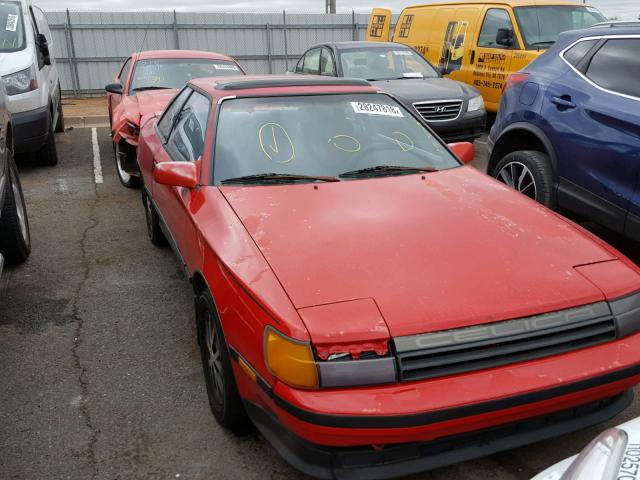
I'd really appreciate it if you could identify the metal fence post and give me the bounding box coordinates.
[173,10,180,49]
[352,10,357,41]
[65,9,81,95]
[62,20,77,95]
[266,23,272,74]
[282,10,288,71]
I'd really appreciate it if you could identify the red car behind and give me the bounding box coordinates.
[105,49,244,188]
[136,75,640,479]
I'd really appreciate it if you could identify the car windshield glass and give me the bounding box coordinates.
[0,2,24,52]
[129,58,242,93]
[340,46,439,80]
[213,94,459,185]
[514,6,605,49]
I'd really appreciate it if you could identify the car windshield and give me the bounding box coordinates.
[0,2,24,52]
[129,58,242,93]
[340,46,439,81]
[213,94,459,185]
[514,6,605,49]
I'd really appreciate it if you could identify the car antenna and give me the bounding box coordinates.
[136,19,151,57]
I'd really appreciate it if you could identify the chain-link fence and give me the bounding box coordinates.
[44,10,384,95]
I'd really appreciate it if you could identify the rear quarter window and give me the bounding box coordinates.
[563,39,598,68]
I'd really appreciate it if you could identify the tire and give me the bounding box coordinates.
[196,288,249,430]
[491,150,555,209]
[114,141,140,188]
[141,187,166,246]
[54,88,65,133]
[36,114,58,166]
[0,151,31,264]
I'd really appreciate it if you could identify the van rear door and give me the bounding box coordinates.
[437,6,482,85]
[472,7,519,111]
[366,9,392,42]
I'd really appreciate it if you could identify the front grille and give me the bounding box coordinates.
[413,100,463,122]
[394,302,617,382]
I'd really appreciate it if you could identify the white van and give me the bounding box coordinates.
[0,1,62,166]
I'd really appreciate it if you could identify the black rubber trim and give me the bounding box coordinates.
[228,345,273,396]
[273,362,640,429]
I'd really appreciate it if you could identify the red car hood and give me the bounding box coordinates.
[112,90,177,144]
[221,167,620,337]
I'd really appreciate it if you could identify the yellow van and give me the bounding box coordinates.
[366,1,605,112]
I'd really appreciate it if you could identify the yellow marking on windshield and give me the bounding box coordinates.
[258,123,295,164]
[329,134,361,153]
[391,131,415,152]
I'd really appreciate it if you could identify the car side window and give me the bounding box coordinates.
[167,91,211,162]
[586,39,640,99]
[157,88,192,141]
[118,58,132,86]
[478,9,515,48]
[295,54,305,73]
[320,48,336,76]
[303,48,321,75]
[563,39,599,69]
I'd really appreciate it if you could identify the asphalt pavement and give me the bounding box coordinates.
[1,127,640,480]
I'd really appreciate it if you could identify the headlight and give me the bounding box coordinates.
[467,95,484,112]
[2,65,38,96]
[265,327,319,389]
[560,428,627,480]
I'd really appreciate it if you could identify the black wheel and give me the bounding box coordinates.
[0,151,31,263]
[492,150,555,208]
[54,88,65,133]
[36,113,58,166]
[114,141,140,188]
[141,188,166,246]
[196,289,249,430]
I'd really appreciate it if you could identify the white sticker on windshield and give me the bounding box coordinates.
[214,64,239,71]
[351,102,404,117]
[6,14,18,32]
[393,50,413,56]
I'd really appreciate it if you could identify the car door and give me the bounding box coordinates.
[472,7,517,111]
[109,57,132,122]
[153,88,211,267]
[543,37,640,235]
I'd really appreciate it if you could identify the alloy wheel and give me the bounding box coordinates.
[11,169,29,246]
[203,305,225,407]
[496,161,537,200]
[115,143,132,184]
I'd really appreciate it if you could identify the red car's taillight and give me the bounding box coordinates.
[503,72,529,93]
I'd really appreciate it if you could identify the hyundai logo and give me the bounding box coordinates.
[435,106,447,113]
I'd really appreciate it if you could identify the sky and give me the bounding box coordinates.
[36,0,639,20]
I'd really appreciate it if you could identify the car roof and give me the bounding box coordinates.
[324,41,412,50]
[402,0,596,8]
[558,23,640,44]
[132,49,237,63]
[189,75,379,97]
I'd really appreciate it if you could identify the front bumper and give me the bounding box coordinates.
[247,391,633,480]
[427,110,486,142]
[12,105,50,154]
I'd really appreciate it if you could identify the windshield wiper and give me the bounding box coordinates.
[339,165,437,178]
[221,173,339,185]
[131,86,172,92]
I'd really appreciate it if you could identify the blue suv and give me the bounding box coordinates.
[488,22,640,239]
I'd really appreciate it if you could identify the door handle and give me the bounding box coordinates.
[551,96,576,109]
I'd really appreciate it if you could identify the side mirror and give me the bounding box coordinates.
[448,142,475,164]
[37,33,51,65]
[154,161,198,189]
[496,28,514,47]
[105,83,123,95]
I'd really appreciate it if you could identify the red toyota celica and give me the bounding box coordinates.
[136,75,640,479]
[105,49,244,188]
